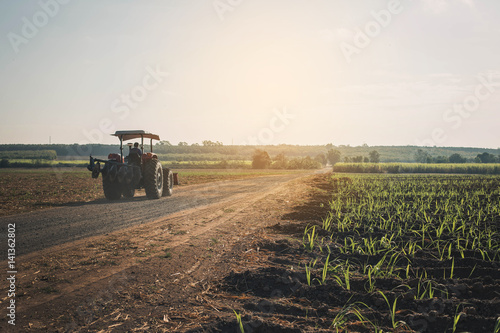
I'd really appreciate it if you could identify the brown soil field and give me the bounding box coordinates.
[1,171,499,332]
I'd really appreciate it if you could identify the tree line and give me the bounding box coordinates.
[325,149,380,165]
[414,149,500,164]
[0,143,498,164]
[0,150,57,160]
[251,150,323,169]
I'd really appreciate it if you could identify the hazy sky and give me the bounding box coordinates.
[1,0,499,148]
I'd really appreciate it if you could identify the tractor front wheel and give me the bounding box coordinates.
[144,159,163,199]
[162,168,173,196]
[103,175,122,200]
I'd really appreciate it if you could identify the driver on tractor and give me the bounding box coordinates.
[128,142,142,166]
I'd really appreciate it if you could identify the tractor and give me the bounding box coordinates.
[87,130,175,200]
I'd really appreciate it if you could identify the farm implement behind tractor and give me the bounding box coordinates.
[87,130,177,200]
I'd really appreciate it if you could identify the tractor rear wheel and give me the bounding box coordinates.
[144,159,163,199]
[103,175,122,200]
[162,168,173,196]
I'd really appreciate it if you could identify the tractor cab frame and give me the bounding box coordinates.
[114,130,159,163]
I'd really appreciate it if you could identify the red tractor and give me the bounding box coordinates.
[87,130,175,200]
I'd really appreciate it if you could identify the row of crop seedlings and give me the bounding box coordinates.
[301,174,500,332]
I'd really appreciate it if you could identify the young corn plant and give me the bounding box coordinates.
[343,265,351,291]
[321,254,330,284]
[444,257,455,280]
[452,304,463,333]
[233,310,245,333]
[415,279,437,299]
[468,264,477,279]
[304,259,317,286]
[331,301,380,333]
[365,266,376,293]
[305,263,312,286]
[333,263,351,290]
[322,214,333,231]
[378,291,403,329]
[303,225,317,252]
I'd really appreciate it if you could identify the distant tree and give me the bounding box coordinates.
[415,149,430,163]
[476,152,498,163]
[287,156,321,169]
[314,153,327,166]
[252,149,271,169]
[272,153,288,169]
[202,140,216,146]
[363,157,370,163]
[157,140,172,146]
[352,156,364,163]
[369,150,380,163]
[326,149,342,166]
[344,156,351,163]
[449,153,466,163]
[178,142,188,146]
[325,143,334,150]
[201,140,223,147]
[191,143,200,146]
[434,156,449,163]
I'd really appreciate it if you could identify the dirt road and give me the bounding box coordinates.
[0,172,310,256]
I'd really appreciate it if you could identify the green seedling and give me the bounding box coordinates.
[233,310,244,333]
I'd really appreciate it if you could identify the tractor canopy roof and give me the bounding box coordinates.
[112,130,160,141]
